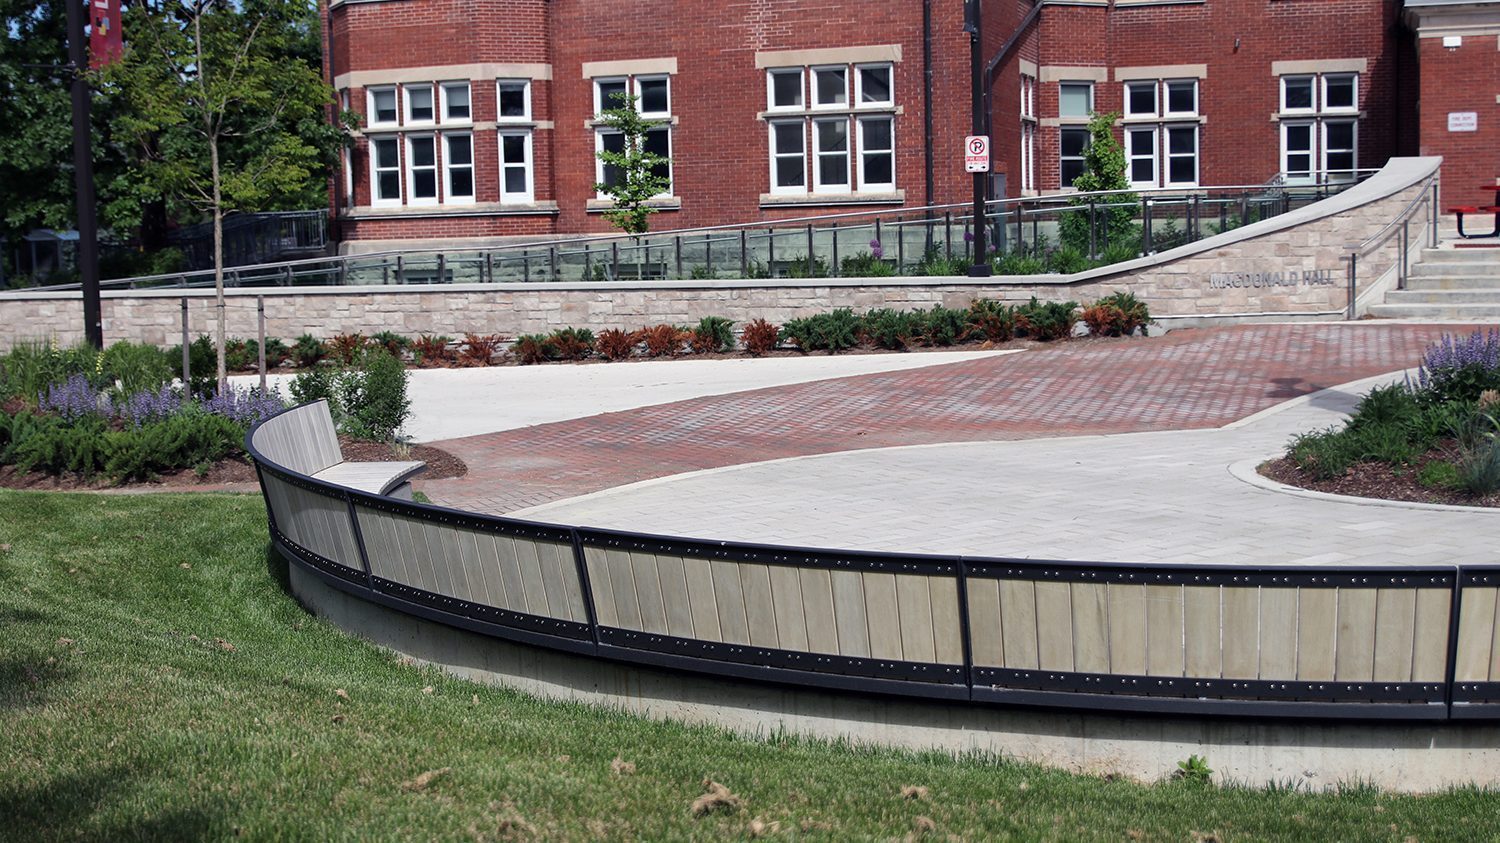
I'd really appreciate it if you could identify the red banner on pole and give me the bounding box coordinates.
[88,0,122,69]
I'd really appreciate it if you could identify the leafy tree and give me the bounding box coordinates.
[109,0,351,389]
[593,93,671,235]
[1059,111,1139,256]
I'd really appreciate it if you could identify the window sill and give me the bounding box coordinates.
[1112,0,1204,7]
[343,202,560,220]
[759,190,905,207]
[586,116,679,129]
[1041,117,1092,127]
[1118,115,1207,125]
[586,197,682,212]
[1271,110,1366,121]
[758,105,902,121]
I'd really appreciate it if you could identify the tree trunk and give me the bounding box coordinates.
[211,136,226,394]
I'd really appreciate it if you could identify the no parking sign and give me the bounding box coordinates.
[964,135,990,173]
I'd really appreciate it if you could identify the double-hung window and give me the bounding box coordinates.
[1056,81,1093,189]
[764,60,896,196]
[370,136,402,206]
[1279,72,1359,184]
[594,75,674,198]
[1120,78,1199,188]
[496,79,534,203]
[1019,74,1036,194]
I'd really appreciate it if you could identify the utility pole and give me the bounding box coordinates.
[965,0,992,277]
[65,0,103,349]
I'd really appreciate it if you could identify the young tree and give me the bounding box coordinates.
[1060,111,1139,256]
[110,0,349,391]
[593,93,671,235]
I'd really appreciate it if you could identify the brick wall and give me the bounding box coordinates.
[1417,35,1500,210]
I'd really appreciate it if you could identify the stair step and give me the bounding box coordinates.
[1385,289,1500,304]
[1415,249,1500,265]
[1410,266,1500,280]
[1403,276,1500,291]
[1367,303,1500,319]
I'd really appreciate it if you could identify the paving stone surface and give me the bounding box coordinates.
[418,323,1486,517]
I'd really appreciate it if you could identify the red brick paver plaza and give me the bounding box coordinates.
[419,324,1486,515]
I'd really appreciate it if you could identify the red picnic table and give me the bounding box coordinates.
[1447,184,1500,238]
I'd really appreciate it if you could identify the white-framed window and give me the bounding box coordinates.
[1125,126,1157,188]
[1280,76,1315,114]
[592,72,675,199]
[594,77,628,115]
[636,75,670,117]
[855,63,893,107]
[812,65,848,108]
[497,80,531,121]
[443,133,474,204]
[1020,74,1036,194]
[405,135,438,205]
[767,68,804,111]
[1059,126,1089,187]
[1164,80,1197,117]
[856,116,894,192]
[1281,121,1314,181]
[367,86,398,127]
[499,131,533,202]
[1058,82,1093,118]
[812,118,850,192]
[1323,120,1357,180]
[1164,125,1198,186]
[440,82,471,122]
[369,136,402,205]
[404,84,435,125]
[1124,81,1157,117]
[769,120,806,194]
[1278,72,1360,183]
[340,90,354,208]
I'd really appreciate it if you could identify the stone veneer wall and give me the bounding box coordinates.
[0,159,1438,350]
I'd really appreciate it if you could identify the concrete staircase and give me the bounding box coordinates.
[1368,246,1500,319]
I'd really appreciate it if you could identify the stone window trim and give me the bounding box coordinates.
[758,190,905,208]
[585,196,682,213]
[334,63,552,90]
[341,201,561,222]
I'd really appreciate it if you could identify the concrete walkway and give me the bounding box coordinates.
[514,369,1496,566]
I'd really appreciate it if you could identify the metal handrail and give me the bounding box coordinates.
[21,176,1374,291]
[1342,171,1441,315]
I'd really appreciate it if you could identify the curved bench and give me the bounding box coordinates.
[252,400,424,500]
[248,403,1500,722]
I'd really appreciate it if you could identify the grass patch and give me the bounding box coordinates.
[2,489,1497,840]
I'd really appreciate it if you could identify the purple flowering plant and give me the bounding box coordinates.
[39,374,109,422]
[198,386,287,425]
[869,239,884,260]
[1414,329,1500,403]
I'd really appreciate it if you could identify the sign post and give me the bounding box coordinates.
[964,0,992,276]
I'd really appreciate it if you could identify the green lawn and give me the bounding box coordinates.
[1,489,1496,841]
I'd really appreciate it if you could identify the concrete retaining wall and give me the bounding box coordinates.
[290,563,1499,793]
[0,159,1438,350]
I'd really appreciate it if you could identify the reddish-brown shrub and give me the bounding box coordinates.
[461,333,505,366]
[740,319,779,356]
[546,328,595,361]
[510,334,553,365]
[595,328,639,361]
[327,333,367,365]
[641,324,687,357]
[1080,305,1126,338]
[411,334,456,367]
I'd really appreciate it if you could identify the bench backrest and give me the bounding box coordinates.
[250,400,344,476]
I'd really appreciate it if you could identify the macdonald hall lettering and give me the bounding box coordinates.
[1207,269,1337,289]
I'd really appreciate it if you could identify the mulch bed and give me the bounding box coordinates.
[1260,448,1500,508]
[0,438,466,493]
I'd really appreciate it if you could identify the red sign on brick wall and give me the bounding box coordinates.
[88,0,122,70]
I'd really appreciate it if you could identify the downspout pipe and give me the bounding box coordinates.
[923,0,934,210]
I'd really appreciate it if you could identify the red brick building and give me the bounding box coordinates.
[323,0,1491,251]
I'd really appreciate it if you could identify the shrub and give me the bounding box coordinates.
[461,333,505,366]
[992,249,1046,276]
[782,309,860,353]
[370,331,410,358]
[104,410,243,482]
[292,334,326,369]
[1082,291,1151,337]
[1016,297,1079,341]
[224,338,255,372]
[740,319,779,356]
[1418,460,1460,490]
[914,246,970,277]
[687,317,735,354]
[411,334,455,367]
[242,338,290,370]
[547,328,596,361]
[1044,245,1092,275]
[100,341,173,395]
[783,255,829,279]
[840,251,895,277]
[595,329,639,361]
[509,335,553,365]
[919,305,968,347]
[342,350,411,443]
[967,299,1018,343]
[327,334,367,366]
[163,335,218,395]
[1348,383,1422,433]
[640,324,688,357]
[1414,329,1500,404]
[10,414,109,476]
[861,309,920,350]
[289,366,341,420]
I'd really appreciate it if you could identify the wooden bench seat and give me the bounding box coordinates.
[250,399,425,499]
